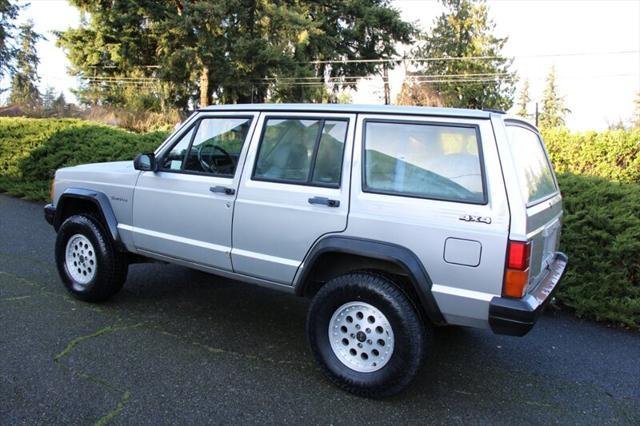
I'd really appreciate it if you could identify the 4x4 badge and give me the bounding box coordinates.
[459,214,492,224]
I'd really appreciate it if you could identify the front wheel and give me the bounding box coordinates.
[306,272,429,398]
[55,214,128,302]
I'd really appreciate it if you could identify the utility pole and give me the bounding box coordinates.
[535,102,539,127]
[383,65,390,105]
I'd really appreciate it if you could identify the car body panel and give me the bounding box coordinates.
[52,160,140,251]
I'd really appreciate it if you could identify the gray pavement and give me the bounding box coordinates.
[0,194,638,425]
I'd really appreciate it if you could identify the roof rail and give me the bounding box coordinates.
[482,108,506,114]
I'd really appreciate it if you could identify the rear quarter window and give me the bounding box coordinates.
[363,120,486,204]
[505,124,558,204]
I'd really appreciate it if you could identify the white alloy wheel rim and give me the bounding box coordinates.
[65,234,97,285]
[328,301,395,373]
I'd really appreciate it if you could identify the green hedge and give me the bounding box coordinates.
[556,174,640,328]
[0,117,168,199]
[544,128,640,183]
[0,118,638,327]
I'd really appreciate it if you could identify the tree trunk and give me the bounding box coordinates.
[199,66,209,107]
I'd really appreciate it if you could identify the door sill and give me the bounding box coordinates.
[136,249,296,294]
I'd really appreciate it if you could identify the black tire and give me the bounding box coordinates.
[55,214,128,302]
[306,272,429,398]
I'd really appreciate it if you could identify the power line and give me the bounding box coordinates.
[83,72,636,87]
[84,77,517,89]
[255,72,512,82]
[85,76,160,81]
[78,49,638,87]
[83,73,514,86]
[82,50,640,68]
[306,50,640,64]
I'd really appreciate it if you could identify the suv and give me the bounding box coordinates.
[44,104,567,397]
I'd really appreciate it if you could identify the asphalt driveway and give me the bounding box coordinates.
[1,194,638,425]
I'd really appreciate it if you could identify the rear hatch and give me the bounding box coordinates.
[505,122,562,290]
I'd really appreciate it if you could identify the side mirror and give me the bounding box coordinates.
[133,153,157,172]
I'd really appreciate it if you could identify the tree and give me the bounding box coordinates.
[396,76,444,106]
[8,21,42,109]
[41,86,56,110]
[516,78,530,118]
[58,1,415,110]
[0,0,20,91]
[335,90,353,104]
[52,91,67,116]
[408,0,515,110]
[538,66,569,129]
[606,119,627,131]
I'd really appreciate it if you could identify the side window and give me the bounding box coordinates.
[312,121,348,185]
[364,121,486,204]
[506,125,558,204]
[253,118,348,187]
[161,117,252,176]
[163,127,195,171]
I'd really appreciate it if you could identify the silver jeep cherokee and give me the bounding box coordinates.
[44,104,567,397]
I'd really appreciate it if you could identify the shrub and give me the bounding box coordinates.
[79,106,183,133]
[543,128,640,183]
[0,117,168,199]
[556,173,640,328]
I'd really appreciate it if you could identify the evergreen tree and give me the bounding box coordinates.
[409,0,515,110]
[57,0,414,109]
[0,0,19,88]
[52,91,67,116]
[539,66,569,129]
[42,86,56,111]
[607,119,627,131]
[516,78,530,118]
[8,20,42,109]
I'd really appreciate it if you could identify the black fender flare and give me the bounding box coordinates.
[294,236,446,326]
[54,188,124,251]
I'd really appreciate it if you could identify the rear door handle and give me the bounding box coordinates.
[210,186,236,195]
[308,196,340,208]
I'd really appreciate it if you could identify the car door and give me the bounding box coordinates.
[503,121,562,290]
[232,112,355,283]
[130,112,258,271]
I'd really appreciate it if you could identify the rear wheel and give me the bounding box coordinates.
[55,214,128,302]
[306,272,429,398]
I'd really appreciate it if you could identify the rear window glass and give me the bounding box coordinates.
[506,125,557,204]
[363,121,485,204]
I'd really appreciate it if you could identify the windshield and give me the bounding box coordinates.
[506,124,558,205]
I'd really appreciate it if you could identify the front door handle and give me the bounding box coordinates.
[210,186,236,195]
[308,196,340,208]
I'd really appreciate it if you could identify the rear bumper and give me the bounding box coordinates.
[44,204,56,226]
[489,252,568,336]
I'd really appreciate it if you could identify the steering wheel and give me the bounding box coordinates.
[197,145,235,173]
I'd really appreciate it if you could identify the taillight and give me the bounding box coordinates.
[503,240,530,298]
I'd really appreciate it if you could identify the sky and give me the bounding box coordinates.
[6,0,640,131]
